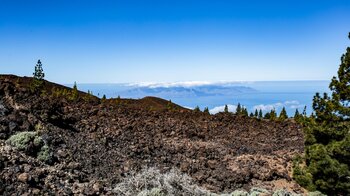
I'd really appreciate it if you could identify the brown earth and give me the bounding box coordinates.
[0,75,305,195]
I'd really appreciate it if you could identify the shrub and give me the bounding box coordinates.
[6,131,51,163]
[307,191,326,196]
[6,131,38,150]
[249,187,270,196]
[37,145,50,162]
[272,189,292,196]
[113,167,212,196]
[231,190,249,196]
[137,188,165,196]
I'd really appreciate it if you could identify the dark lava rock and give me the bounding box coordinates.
[0,75,305,195]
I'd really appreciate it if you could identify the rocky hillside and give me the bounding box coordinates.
[0,75,306,195]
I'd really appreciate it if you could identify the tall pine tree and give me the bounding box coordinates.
[293,33,350,195]
[258,109,263,119]
[31,60,45,92]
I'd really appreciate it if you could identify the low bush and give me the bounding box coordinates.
[6,131,52,163]
[6,131,38,150]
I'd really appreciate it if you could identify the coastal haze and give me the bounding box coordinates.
[72,80,329,116]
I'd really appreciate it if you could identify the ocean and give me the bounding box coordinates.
[68,80,330,116]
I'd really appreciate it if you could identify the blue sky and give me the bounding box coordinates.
[1,0,349,83]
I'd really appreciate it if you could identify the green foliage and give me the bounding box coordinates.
[101,94,107,103]
[294,109,301,120]
[6,131,51,163]
[33,135,43,146]
[6,131,37,150]
[249,112,254,117]
[193,106,201,112]
[249,187,269,196]
[294,33,350,195]
[51,82,81,101]
[278,107,288,121]
[254,109,259,118]
[166,100,174,111]
[258,109,263,119]
[242,108,248,116]
[70,81,79,101]
[270,109,277,120]
[230,190,248,196]
[224,104,229,113]
[30,60,45,92]
[203,107,210,114]
[264,112,271,119]
[37,145,50,162]
[236,103,242,114]
[307,191,327,196]
[264,109,277,120]
[272,189,292,196]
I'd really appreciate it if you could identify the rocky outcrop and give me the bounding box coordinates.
[0,75,306,195]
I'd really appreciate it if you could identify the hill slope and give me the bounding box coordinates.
[0,75,305,195]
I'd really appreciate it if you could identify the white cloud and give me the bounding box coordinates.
[284,100,300,105]
[253,104,279,112]
[184,106,194,110]
[290,104,305,109]
[209,104,237,114]
[253,100,306,112]
[127,80,256,88]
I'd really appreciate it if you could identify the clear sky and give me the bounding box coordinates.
[1,0,349,83]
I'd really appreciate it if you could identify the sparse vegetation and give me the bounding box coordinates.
[112,167,210,196]
[112,167,306,196]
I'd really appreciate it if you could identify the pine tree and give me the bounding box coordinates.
[249,112,254,117]
[70,81,79,101]
[31,59,45,92]
[258,109,263,119]
[294,109,300,118]
[224,104,229,113]
[33,59,45,80]
[102,94,107,101]
[254,109,259,118]
[236,103,242,114]
[242,107,248,116]
[302,105,307,117]
[203,107,210,114]
[166,100,172,110]
[294,108,302,122]
[293,33,350,195]
[264,112,271,119]
[194,106,200,112]
[278,107,288,121]
[270,109,277,120]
